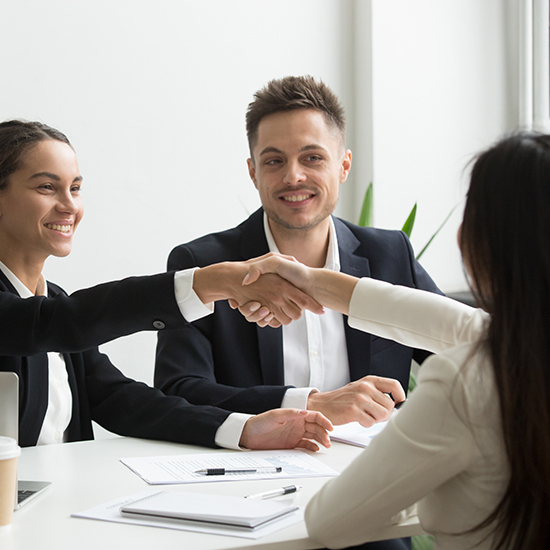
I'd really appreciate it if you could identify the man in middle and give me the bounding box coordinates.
[154,76,440,430]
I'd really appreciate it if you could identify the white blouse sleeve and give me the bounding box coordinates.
[348,278,488,353]
[305,352,477,548]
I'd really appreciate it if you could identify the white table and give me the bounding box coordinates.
[3,437,423,550]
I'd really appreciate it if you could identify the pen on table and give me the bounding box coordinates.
[194,466,283,476]
[244,485,302,499]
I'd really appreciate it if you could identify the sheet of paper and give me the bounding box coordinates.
[72,488,304,540]
[120,449,339,485]
[330,411,398,448]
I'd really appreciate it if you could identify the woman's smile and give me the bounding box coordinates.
[0,139,83,278]
[44,223,73,234]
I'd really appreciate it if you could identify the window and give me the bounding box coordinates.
[521,0,550,130]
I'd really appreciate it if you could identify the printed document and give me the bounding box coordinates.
[120,450,338,485]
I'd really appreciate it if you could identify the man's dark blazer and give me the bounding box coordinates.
[155,208,441,413]
[0,270,230,448]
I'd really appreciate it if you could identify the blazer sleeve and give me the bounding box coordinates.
[398,231,447,365]
[349,278,489,353]
[154,244,290,414]
[77,346,231,448]
[0,273,188,356]
[305,352,478,548]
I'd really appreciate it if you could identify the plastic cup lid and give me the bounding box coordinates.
[0,437,20,460]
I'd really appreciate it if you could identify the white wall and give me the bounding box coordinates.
[343,0,520,294]
[1,0,520,394]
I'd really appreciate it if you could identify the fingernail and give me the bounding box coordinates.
[249,302,260,312]
[242,273,250,285]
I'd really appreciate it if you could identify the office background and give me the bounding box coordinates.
[0,1,529,401]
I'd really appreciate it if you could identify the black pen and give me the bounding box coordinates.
[194,466,282,476]
[385,392,406,410]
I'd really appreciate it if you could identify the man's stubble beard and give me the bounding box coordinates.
[263,200,338,232]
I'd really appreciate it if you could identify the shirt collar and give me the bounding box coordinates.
[262,212,340,272]
[0,260,47,297]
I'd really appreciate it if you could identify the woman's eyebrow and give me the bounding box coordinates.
[29,172,83,182]
[29,171,60,181]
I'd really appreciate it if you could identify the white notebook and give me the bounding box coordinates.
[120,490,298,529]
[330,411,398,448]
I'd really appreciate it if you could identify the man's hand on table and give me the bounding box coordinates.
[307,375,406,427]
[240,409,333,452]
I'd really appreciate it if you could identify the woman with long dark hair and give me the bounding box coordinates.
[243,132,550,548]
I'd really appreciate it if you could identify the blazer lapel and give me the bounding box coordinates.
[240,209,285,385]
[0,272,49,446]
[18,354,49,447]
[256,326,285,385]
[334,218,373,382]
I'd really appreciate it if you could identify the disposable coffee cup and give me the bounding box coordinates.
[0,437,20,533]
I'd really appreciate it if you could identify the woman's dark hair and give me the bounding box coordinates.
[0,120,72,191]
[460,132,550,549]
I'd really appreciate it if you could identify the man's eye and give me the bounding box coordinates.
[265,159,282,165]
[306,155,322,162]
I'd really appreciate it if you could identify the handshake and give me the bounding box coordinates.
[193,252,358,328]
[192,253,406,431]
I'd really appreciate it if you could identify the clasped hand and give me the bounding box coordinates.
[228,253,315,327]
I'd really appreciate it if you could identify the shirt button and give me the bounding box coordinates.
[311,350,318,357]
[54,431,61,440]
[153,320,166,330]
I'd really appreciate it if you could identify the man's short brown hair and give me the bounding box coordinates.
[246,75,346,157]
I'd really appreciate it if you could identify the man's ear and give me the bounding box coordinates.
[247,158,258,189]
[339,149,352,184]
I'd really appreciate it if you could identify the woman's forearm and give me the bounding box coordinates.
[307,268,359,315]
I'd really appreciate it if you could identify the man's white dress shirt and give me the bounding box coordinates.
[263,214,350,410]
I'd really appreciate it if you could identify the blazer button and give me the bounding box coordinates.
[153,320,166,330]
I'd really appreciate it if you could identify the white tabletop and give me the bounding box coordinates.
[4,436,423,550]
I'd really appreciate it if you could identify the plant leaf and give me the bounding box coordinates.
[416,204,459,260]
[408,370,418,393]
[358,182,373,227]
[401,203,417,238]
[412,535,436,550]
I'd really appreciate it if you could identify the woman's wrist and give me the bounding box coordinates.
[193,262,244,304]
[310,270,358,315]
